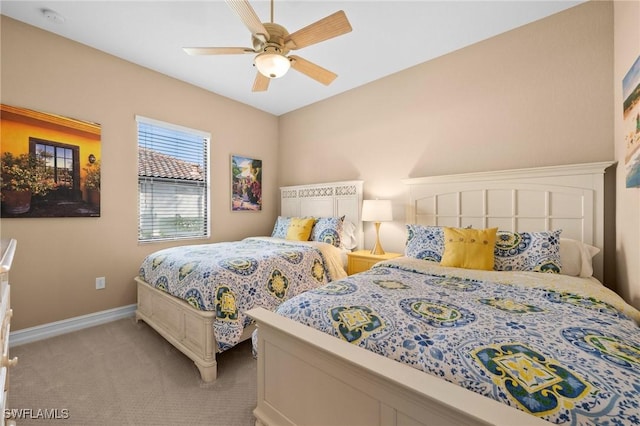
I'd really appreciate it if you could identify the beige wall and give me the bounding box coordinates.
[614,0,640,309]
[0,16,280,330]
[279,1,621,294]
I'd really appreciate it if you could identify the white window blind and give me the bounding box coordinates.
[136,116,210,242]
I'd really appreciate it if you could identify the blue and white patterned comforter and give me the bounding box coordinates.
[138,237,346,351]
[273,257,640,425]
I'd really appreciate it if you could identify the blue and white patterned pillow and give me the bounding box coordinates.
[271,216,291,238]
[405,225,444,262]
[310,216,344,248]
[494,229,562,273]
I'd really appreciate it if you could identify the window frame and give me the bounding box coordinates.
[30,137,80,192]
[136,115,211,243]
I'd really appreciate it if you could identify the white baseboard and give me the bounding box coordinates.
[9,304,137,347]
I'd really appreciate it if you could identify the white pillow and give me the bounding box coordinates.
[340,220,357,250]
[559,238,600,278]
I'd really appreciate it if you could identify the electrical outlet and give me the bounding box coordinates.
[95,277,106,290]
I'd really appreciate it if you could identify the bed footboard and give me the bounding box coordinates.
[135,276,219,381]
[247,307,548,426]
[135,277,259,382]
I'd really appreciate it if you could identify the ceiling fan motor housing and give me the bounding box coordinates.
[253,22,290,55]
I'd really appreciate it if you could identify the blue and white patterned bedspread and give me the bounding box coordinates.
[138,237,346,351]
[274,257,640,425]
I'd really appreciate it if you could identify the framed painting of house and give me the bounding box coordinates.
[0,104,101,217]
[231,155,262,211]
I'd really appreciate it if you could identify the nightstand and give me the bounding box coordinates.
[347,250,402,275]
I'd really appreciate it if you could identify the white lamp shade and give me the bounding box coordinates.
[254,50,290,79]
[361,199,393,222]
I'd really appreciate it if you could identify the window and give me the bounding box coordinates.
[31,138,80,195]
[136,116,210,242]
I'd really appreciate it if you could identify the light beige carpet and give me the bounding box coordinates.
[7,317,257,425]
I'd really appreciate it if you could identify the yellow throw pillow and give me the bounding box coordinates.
[440,227,498,271]
[285,217,316,241]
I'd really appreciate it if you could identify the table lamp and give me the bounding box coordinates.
[361,199,393,255]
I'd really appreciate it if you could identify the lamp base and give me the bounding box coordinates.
[370,222,386,255]
[370,245,386,256]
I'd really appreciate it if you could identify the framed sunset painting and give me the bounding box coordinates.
[0,104,101,217]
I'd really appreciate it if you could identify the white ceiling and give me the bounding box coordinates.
[1,1,583,116]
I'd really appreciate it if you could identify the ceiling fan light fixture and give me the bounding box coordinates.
[184,1,352,91]
[254,47,290,79]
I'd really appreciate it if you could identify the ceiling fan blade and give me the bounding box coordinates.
[285,10,352,50]
[226,0,270,44]
[252,72,270,92]
[183,47,255,55]
[289,55,337,86]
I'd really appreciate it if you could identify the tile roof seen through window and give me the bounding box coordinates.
[138,147,204,181]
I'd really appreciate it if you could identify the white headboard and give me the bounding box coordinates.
[280,180,364,250]
[402,162,614,281]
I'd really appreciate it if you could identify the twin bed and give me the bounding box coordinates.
[134,180,363,381]
[247,161,640,425]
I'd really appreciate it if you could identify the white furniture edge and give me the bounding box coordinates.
[135,179,364,382]
[9,304,136,347]
[0,240,16,274]
[400,161,614,184]
[248,162,614,426]
[0,239,17,426]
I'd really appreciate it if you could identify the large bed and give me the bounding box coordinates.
[134,180,363,382]
[247,162,640,425]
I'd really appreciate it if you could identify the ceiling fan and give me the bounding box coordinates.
[183,0,352,92]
